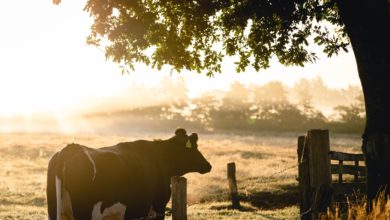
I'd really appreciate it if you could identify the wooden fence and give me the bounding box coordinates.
[297,129,366,219]
[170,163,242,220]
[172,130,367,220]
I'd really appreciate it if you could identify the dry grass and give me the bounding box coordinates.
[325,192,390,220]
[0,131,362,219]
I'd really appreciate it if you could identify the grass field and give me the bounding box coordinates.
[0,131,362,219]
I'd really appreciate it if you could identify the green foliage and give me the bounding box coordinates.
[54,0,350,75]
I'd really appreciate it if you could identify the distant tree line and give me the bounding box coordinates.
[87,78,365,134]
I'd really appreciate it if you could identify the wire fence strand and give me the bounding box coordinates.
[252,160,303,184]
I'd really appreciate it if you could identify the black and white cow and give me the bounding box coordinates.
[46,128,212,220]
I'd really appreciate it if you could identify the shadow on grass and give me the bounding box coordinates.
[209,204,257,212]
[0,197,46,207]
[241,183,299,210]
[239,151,274,160]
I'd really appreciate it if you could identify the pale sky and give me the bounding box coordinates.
[0,0,361,118]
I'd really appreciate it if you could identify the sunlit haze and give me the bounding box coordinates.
[0,1,360,132]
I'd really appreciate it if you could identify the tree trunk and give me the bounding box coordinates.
[337,0,390,202]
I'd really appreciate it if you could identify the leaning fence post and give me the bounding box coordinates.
[306,129,332,218]
[306,129,332,189]
[312,184,333,217]
[227,162,241,209]
[171,176,187,220]
[297,135,312,220]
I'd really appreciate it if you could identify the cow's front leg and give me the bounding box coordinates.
[149,205,166,220]
[123,202,151,220]
[150,204,166,220]
[151,187,171,220]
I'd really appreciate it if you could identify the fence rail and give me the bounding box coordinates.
[329,151,365,161]
[328,150,366,199]
[330,164,366,176]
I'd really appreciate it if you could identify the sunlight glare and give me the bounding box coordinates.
[0,0,361,133]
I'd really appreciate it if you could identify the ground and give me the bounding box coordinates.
[0,131,362,219]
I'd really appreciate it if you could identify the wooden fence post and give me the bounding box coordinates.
[227,162,240,209]
[312,184,333,216]
[306,129,332,218]
[306,129,332,189]
[171,176,187,220]
[297,135,312,220]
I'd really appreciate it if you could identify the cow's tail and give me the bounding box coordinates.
[47,144,85,220]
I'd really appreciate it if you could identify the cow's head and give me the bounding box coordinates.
[167,128,212,176]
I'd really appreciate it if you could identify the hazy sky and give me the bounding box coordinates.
[0,0,360,117]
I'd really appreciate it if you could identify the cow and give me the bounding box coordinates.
[46,128,212,220]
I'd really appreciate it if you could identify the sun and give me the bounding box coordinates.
[0,1,118,116]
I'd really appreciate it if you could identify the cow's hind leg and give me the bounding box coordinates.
[72,200,93,220]
[47,153,59,220]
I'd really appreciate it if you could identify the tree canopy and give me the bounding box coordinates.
[54,0,350,76]
[53,0,390,202]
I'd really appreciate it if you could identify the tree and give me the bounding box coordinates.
[251,81,289,104]
[334,94,365,124]
[333,94,365,133]
[53,0,390,201]
[222,82,250,110]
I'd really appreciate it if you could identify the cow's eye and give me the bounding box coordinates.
[186,140,192,149]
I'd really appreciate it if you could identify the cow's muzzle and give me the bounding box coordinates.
[199,162,212,174]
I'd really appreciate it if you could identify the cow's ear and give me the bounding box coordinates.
[190,133,198,142]
[189,133,198,148]
[175,128,187,136]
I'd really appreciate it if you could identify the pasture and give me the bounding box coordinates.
[0,131,362,219]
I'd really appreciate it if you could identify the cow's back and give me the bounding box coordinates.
[48,140,172,219]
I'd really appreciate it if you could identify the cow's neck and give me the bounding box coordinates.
[158,139,186,177]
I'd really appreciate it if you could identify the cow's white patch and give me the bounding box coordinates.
[186,140,192,148]
[92,201,126,220]
[55,176,62,220]
[83,148,97,181]
[55,176,75,220]
[61,188,74,219]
